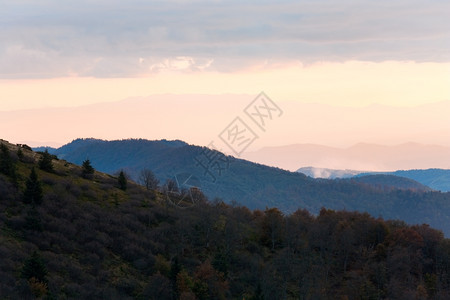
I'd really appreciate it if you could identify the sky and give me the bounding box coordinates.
[1,0,449,153]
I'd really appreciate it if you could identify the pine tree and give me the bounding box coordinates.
[17,147,24,161]
[23,168,43,205]
[118,170,127,191]
[21,251,48,284]
[25,206,43,231]
[0,143,18,187]
[0,143,15,176]
[81,159,95,178]
[38,150,53,172]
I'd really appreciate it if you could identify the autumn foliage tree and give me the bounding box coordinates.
[261,207,285,251]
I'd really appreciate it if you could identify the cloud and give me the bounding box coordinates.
[0,0,449,78]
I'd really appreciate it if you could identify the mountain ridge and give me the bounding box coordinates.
[41,137,450,235]
[297,166,450,192]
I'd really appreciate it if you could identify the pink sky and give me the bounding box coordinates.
[1,61,449,111]
[1,93,449,152]
[1,0,449,159]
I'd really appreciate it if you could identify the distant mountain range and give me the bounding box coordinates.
[3,96,450,158]
[243,142,450,172]
[297,167,450,192]
[37,138,450,235]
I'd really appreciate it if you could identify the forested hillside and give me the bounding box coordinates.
[348,174,432,192]
[43,138,450,235]
[375,169,450,192]
[1,140,450,299]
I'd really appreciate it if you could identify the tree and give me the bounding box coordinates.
[143,273,174,299]
[0,144,12,173]
[21,251,48,297]
[0,143,17,186]
[193,260,229,299]
[192,187,208,203]
[250,283,264,300]
[139,168,159,190]
[38,150,53,172]
[0,143,14,174]
[17,147,24,161]
[118,170,127,191]
[21,251,48,284]
[81,159,95,178]
[23,168,43,205]
[261,208,285,251]
[164,178,178,193]
[25,206,43,231]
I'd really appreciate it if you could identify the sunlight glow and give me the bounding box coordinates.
[1,61,448,111]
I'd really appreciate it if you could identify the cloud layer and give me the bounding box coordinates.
[1,0,449,78]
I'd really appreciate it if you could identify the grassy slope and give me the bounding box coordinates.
[0,141,163,298]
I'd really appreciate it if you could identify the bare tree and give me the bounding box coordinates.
[164,178,177,193]
[139,168,159,190]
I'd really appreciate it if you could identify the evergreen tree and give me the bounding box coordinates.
[81,159,95,178]
[23,168,43,205]
[38,150,53,172]
[17,147,24,161]
[0,143,14,177]
[25,206,43,231]
[0,143,18,187]
[21,251,48,284]
[118,170,127,191]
